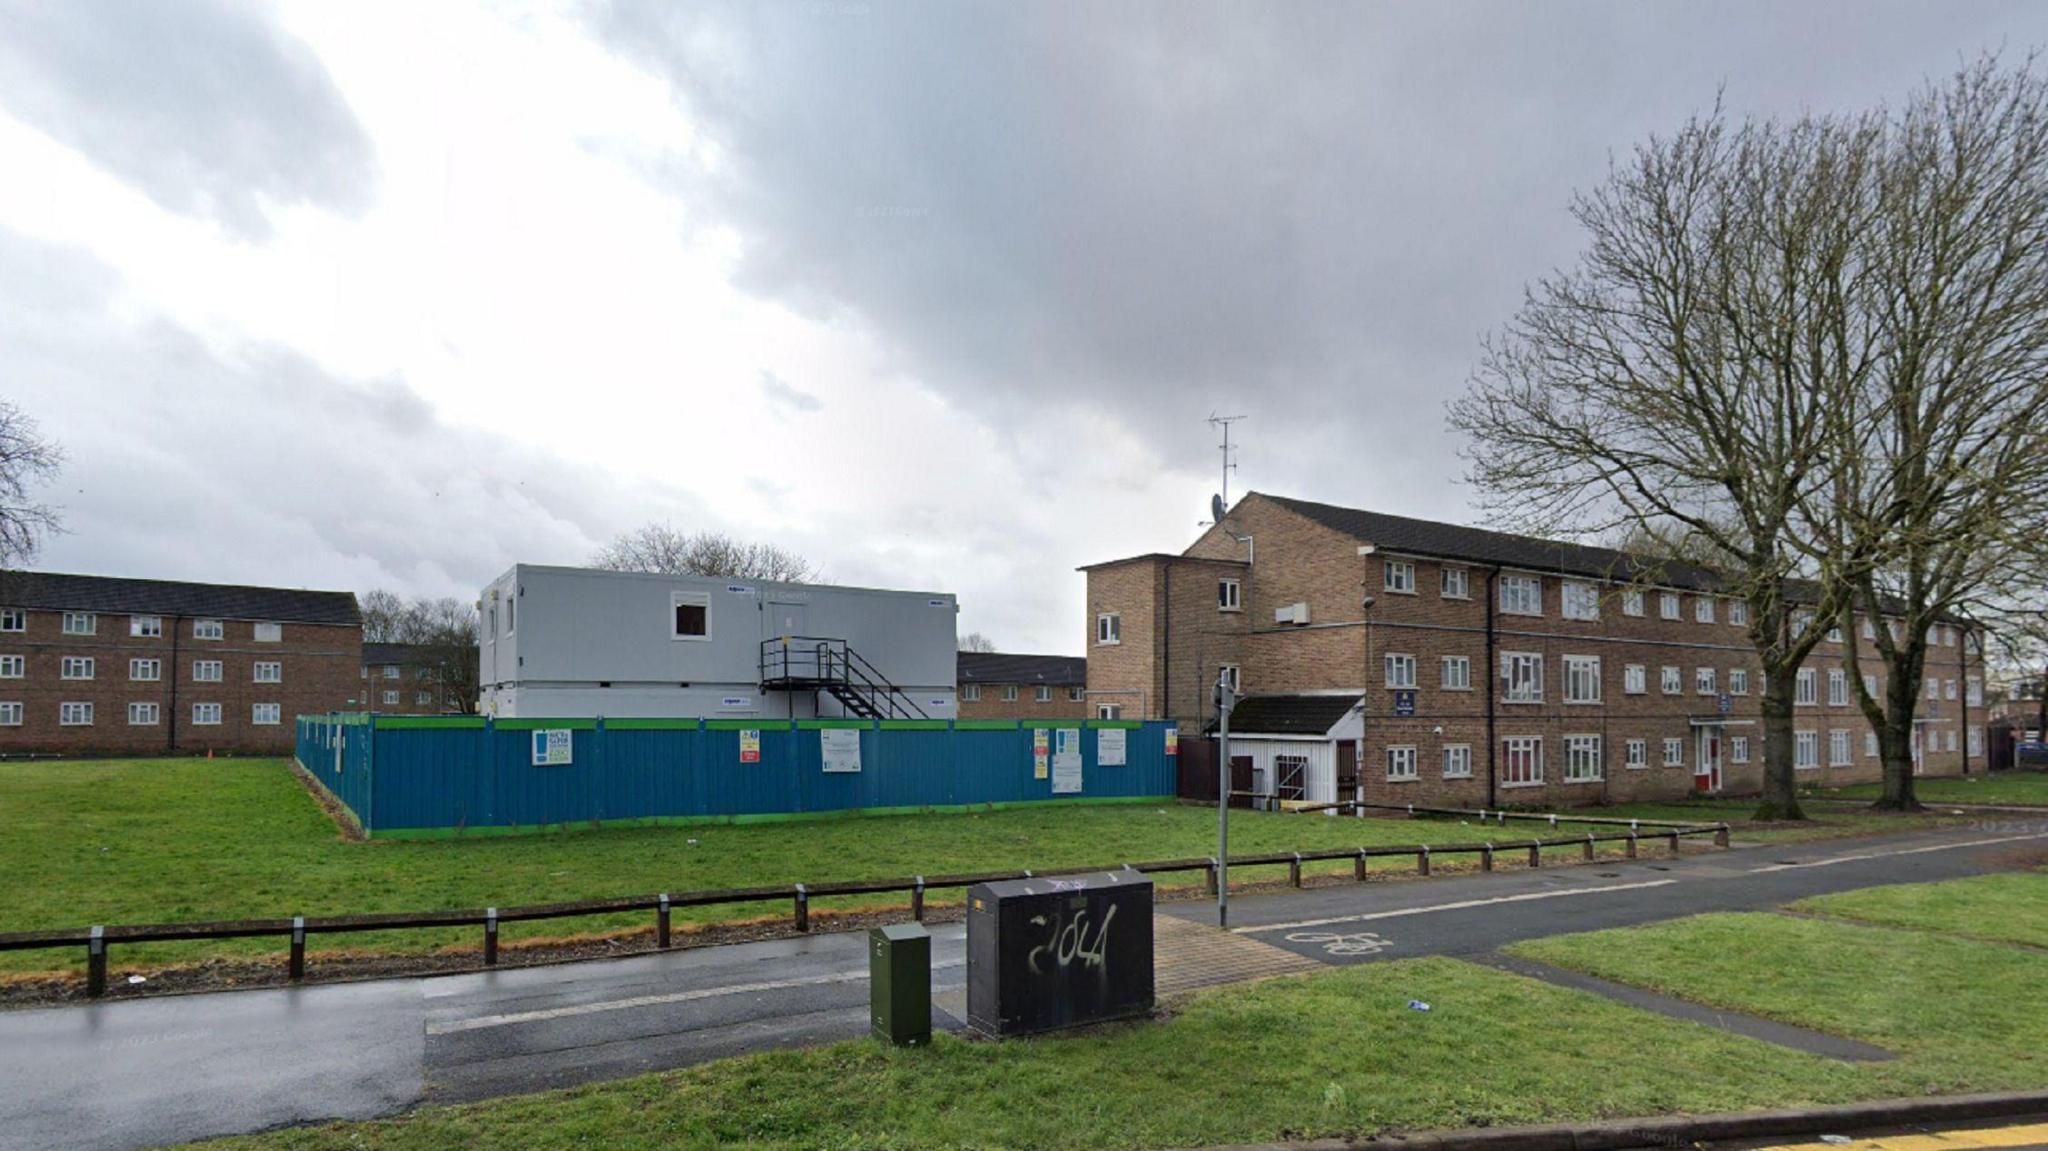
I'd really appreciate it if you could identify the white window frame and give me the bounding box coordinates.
[1795,730,1819,770]
[1695,597,1715,624]
[1096,613,1121,646]
[1625,738,1647,769]
[1069,686,1085,702]
[1796,668,1817,706]
[416,691,434,706]
[1829,729,1851,766]
[1729,667,1749,695]
[253,661,282,684]
[0,654,20,679]
[193,618,224,640]
[193,659,223,683]
[1863,673,1879,699]
[1663,737,1684,767]
[192,702,222,726]
[1383,559,1416,595]
[1866,731,1879,757]
[1661,665,1681,695]
[1561,581,1600,621]
[1729,600,1748,627]
[1944,679,1958,701]
[1096,704,1122,720]
[61,656,94,680]
[1218,578,1241,612]
[1501,652,1543,703]
[1002,685,1019,702]
[0,701,20,725]
[1442,744,1473,779]
[1387,745,1419,781]
[1828,669,1847,707]
[1969,727,1983,757]
[671,591,712,641]
[1862,618,1876,640]
[1563,734,1603,783]
[1501,735,1544,786]
[1035,684,1052,703]
[59,701,93,726]
[1440,655,1471,691]
[1967,678,1982,707]
[129,658,161,682]
[961,684,981,702]
[1659,592,1680,620]
[381,690,400,706]
[1945,728,1958,752]
[62,611,96,636]
[130,614,162,638]
[252,703,282,726]
[1384,653,1418,689]
[1622,589,1645,617]
[1731,736,1750,764]
[382,665,401,679]
[254,621,283,643]
[1696,666,1716,695]
[128,701,159,726]
[1564,655,1601,704]
[1623,664,1646,695]
[1440,567,1470,600]
[1499,575,1542,617]
[0,608,22,632]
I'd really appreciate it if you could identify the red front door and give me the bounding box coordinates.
[1694,729,1722,791]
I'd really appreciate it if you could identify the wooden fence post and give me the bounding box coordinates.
[1480,843,1494,872]
[1583,834,1595,862]
[484,908,499,966]
[1526,843,1540,869]
[1667,831,1682,858]
[86,926,106,998]
[1205,859,1218,895]
[1288,853,1303,888]
[289,916,306,981]
[657,894,671,949]
[912,877,926,922]
[1417,845,1431,876]
[1625,833,1638,859]
[1354,849,1368,882]
[793,884,810,933]
[1716,823,1731,848]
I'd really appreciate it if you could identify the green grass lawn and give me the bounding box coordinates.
[1509,911,2048,1092]
[1816,772,2048,807]
[1791,872,2048,949]
[1596,798,1961,841]
[197,956,1891,1151]
[2,758,1747,974]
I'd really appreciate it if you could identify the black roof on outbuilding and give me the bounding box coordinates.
[957,651,1087,686]
[1215,693,1362,736]
[0,570,361,626]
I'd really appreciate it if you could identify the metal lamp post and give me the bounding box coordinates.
[1216,670,1235,929]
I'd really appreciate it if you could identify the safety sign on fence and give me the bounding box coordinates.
[739,729,760,763]
[1033,727,1049,780]
[531,729,573,767]
[1098,727,1127,766]
[821,727,863,773]
[1053,728,1082,794]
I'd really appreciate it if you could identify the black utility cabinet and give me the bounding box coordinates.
[966,870,1154,1038]
[870,922,932,1046]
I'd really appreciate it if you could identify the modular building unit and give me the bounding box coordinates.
[478,564,959,720]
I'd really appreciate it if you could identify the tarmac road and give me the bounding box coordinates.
[2,821,2042,1151]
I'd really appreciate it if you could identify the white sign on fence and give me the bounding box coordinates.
[1097,727,1127,766]
[531,729,573,767]
[821,727,863,773]
[1052,727,1082,794]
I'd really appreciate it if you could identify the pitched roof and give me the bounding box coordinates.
[0,570,361,627]
[1217,693,1363,736]
[1259,494,1723,590]
[1076,552,1247,573]
[363,642,432,666]
[957,651,1087,686]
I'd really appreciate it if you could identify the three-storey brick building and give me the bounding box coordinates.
[1084,494,1986,808]
[0,571,362,756]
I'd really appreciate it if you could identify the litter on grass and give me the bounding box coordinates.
[1407,1000,1430,1012]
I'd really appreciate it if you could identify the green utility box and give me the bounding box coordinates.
[870,922,932,1046]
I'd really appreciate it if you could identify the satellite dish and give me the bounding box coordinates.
[1210,493,1227,524]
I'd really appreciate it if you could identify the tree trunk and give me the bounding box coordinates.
[1756,667,1806,820]
[1872,670,1924,811]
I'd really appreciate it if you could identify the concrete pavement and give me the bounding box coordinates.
[2,822,2042,1151]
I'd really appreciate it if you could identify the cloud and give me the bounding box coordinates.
[0,0,375,238]
[758,370,823,414]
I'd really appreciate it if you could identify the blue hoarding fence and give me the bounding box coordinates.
[294,715,1178,836]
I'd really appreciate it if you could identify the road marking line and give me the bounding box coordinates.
[1756,1121,2048,1150]
[1748,832,2048,873]
[1230,879,1677,935]
[429,958,966,1036]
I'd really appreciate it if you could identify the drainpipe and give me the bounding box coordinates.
[1162,559,1171,725]
[1484,568,1499,809]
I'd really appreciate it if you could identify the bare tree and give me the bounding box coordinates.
[1810,58,2048,809]
[590,524,817,583]
[0,402,63,566]
[959,631,997,653]
[1450,105,1882,819]
[360,590,482,713]
[359,589,408,643]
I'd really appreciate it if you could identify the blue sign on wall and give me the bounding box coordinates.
[1717,693,1732,716]
[1393,690,1417,717]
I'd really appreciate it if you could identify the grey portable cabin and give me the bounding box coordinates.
[477,564,959,720]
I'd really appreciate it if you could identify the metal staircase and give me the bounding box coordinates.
[759,636,930,721]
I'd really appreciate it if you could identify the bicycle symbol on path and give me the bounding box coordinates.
[1285,930,1393,957]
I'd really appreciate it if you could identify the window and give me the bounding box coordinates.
[1035,685,1051,703]
[1069,687,1086,702]
[1830,730,1851,766]
[252,703,281,726]
[193,619,224,640]
[1442,744,1473,779]
[1499,574,1542,616]
[1502,736,1543,786]
[1970,727,1983,757]
[1096,613,1121,645]
[1440,655,1471,691]
[1097,704,1122,719]
[1002,685,1019,702]
[193,660,223,683]
[1795,731,1819,769]
[1663,737,1684,767]
[1729,600,1748,626]
[192,702,222,726]
[1862,618,1876,640]
[129,658,160,681]
[59,701,93,726]
[130,615,162,638]
[1659,592,1680,620]
[506,597,515,633]
[1696,667,1716,695]
[1945,728,1958,752]
[1622,589,1645,617]
[1623,664,1646,694]
[1866,732,1879,757]
[1384,653,1417,689]
[254,622,282,643]
[381,690,399,706]
[1796,668,1817,705]
[129,702,159,725]
[416,691,434,706]
[1863,673,1878,698]
[671,592,710,640]
[1826,624,1843,644]
[254,661,282,684]
[1968,678,1982,707]
[1695,597,1715,624]
[61,656,94,680]
[1383,559,1416,594]
[1625,739,1646,769]
[0,701,18,725]
[0,608,21,632]
[1563,735,1602,782]
[0,655,20,678]
[1387,745,1418,781]
[1925,678,1939,700]
[381,665,400,679]
[1218,578,1241,611]
[1828,669,1847,707]
[1501,652,1543,703]
[962,684,981,702]
[1441,568,1470,599]
[1561,581,1600,621]
[62,611,96,635]
[1944,679,1958,701]
[1731,736,1750,764]
[1564,655,1601,704]
[1219,664,1241,692]
[1661,665,1681,695]
[1729,667,1749,695]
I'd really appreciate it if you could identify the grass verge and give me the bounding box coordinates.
[1790,871,2048,949]
[1816,772,2048,807]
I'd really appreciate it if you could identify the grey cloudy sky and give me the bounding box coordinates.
[1,1,2043,653]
